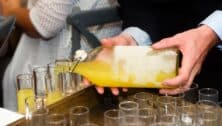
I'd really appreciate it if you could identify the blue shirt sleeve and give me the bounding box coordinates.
[200,10,222,41]
[121,27,152,46]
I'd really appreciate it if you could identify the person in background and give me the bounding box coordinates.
[1,0,124,111]
[94,0,222,98]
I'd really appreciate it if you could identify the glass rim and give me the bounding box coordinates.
[48,62,56,68]
[16,73,33,89]
[191,83,199,88]
[69,106,89,116]
[198,88,219,96]
[133,92,153,101]
[156,96,176,105]
[46,114,66,124]
[33,66,48,72]
[104,109,123,119]
[17,73,33,79]
[32,108,49,116]
[119,101,139,111]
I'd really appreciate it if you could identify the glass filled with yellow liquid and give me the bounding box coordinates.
[16,74,34,113]
[46,62,63,104]
[55,46,178,89]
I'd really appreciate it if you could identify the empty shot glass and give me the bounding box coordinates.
[198,88,219,103]
[104,109,124,126]
[119,101,139,126]
[133,92,154,108]
[46,114,66,126]
[69,106,90,126]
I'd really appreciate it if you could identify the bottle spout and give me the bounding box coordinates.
[74,49,88,61]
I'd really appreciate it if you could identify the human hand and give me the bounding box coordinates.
[84,33,137,95]
[152,25,219,95]
[0,0,21,16]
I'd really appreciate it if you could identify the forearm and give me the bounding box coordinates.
[10,7,41,38]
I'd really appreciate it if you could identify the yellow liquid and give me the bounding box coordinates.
[17,89,34,113]
[46,91,63,105]
[55,60,176,88]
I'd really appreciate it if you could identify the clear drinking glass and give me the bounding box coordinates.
[69,106,90,126]
[198,88,219,103]
[197,100,219,126]
[25,96,48,126]
[184,83,199,103]
[104,109,124,126]
[46,114,66,126]
[47,62,63,105]
[180,102,197,126]
[138,108,156,126]
[33,66,48,98]
[16,73,34,113]
[59,72,77,96]
[156,96,176,116]
[56,59,79,96]
[133,92,154,108]
[119,101,139,126]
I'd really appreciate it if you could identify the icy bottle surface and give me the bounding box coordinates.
[55,46,178,88]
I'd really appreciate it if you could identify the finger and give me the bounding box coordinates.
[164,46,197,87]
[162,68,187,87]
[159,87,185,95]
[110,88,119,96]
[152,38,178,50]
[101,35,133,48]
[95,86,104,94]
[186,53,206,87]
[83,78,90,87]
[122,88,128,92]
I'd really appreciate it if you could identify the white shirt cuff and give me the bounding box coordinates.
[200,10,222,41]
[121,27,152,46]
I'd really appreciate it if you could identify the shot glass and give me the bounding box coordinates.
[156,96,176,116]
[119,101,139,126]
[47,62,63,105]
[46,114,66,126]
[104,109,124,126]
[198,88,219,103]
[180,103,197,126]
[196,100,219,126]
[56,59,83,95]
[133,92,154,108]
[69,106,90,126]
[184,83,199,103]
[138,108,156,126]
[59,72,77,96]
[33,66,48,98]
[16,73,34,113]
[25,96,48,126]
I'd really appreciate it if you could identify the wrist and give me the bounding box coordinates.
[197,25,219,46]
